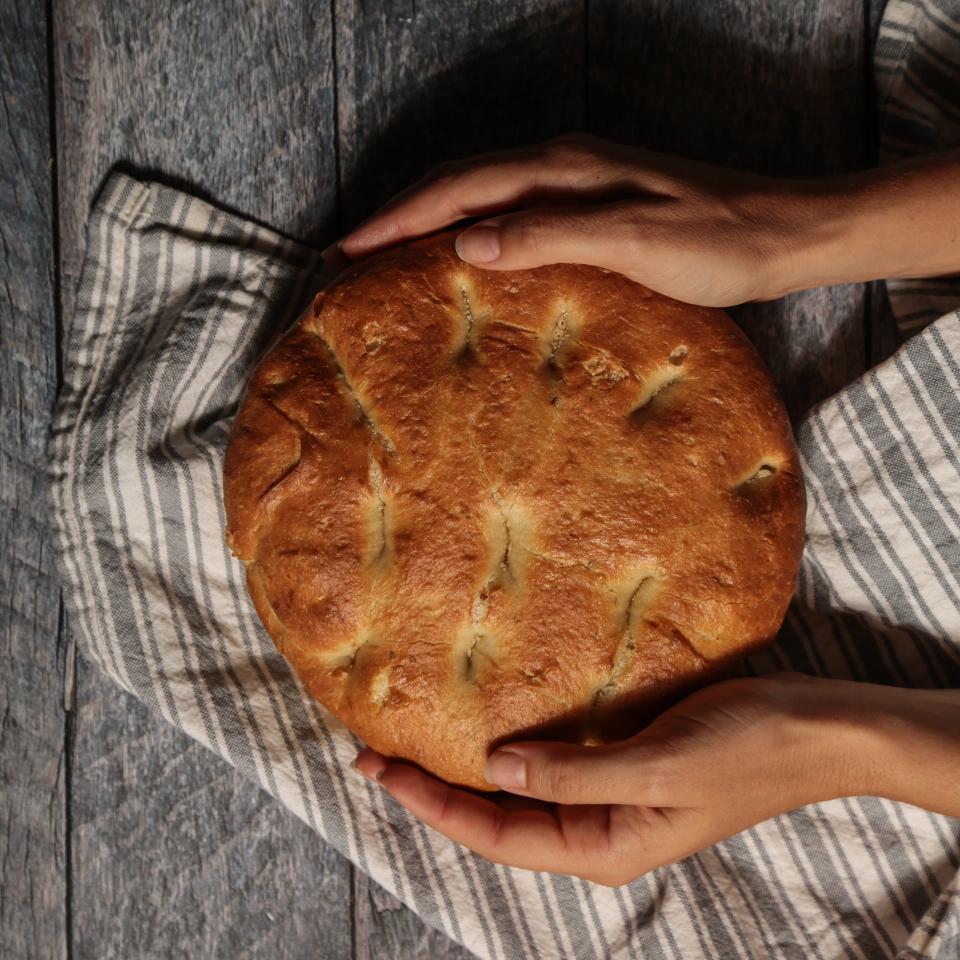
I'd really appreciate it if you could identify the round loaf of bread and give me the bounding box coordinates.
[223,234,805,790]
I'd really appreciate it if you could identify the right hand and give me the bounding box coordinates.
[340,133,830,307]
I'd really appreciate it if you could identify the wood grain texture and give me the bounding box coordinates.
[55,0,341,323]
[353,871,474,960]
[18,0,884,956]
[51,1,353,957]
[0,1,69,958]
[334,0,586,227]
[588,0,870,417]
[70,657,351,960]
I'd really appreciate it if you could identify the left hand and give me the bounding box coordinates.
[354,672,960,886]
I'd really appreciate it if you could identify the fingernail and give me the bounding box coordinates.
[484,750,527,789]
[456,226,500,264]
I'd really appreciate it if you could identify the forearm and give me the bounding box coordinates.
[865,685,960,817]
[766,149,960,296]
[794,678,960,818]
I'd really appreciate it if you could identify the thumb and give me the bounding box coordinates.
[454,204,640,275]
[484,738,669,805]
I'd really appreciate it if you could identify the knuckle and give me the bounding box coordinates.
[584,865,633,888]
[538,760,582,801]
[506,214,554,256]
[425,159,460,181]
[540,131,603,166]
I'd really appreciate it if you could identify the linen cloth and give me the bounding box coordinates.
[50,5,960,959]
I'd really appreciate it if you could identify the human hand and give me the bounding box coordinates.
[340,133,808,307]
[340,135,960,307]
[354,673,960,885]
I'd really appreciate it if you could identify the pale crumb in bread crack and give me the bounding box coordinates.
[593,573,661,707]
[629,366,685,416]
[453,628,497,686]
[366,454,392,569]
[542,301,581,374]
[736,459,780,488]
[302,324,397,455]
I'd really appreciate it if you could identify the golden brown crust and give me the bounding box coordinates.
[223,234,806,789]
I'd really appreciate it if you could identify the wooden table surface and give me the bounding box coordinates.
[2,0,899,957]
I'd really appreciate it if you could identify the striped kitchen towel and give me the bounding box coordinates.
[48,172,960,960]
[874,0,960,336]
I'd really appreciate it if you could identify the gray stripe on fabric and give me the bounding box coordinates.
[87,183,190,705]
[453,847,503,959]
[67,175,143,688]
[574,878,612,959]
[922,0,960,40]
[497,867,537,958]
[610,887,647,960]
[888,803,953,898]
[842,797,936,930]
[52,177,132,675]
[125,206,251,756]
[534,871,574,958]
[820,801,911,948]
[840,381,960,602]
[928,319,960,385]
[803,537,945,691]
[775,812,887,960]
[549,874,603,959]
[795,489,918,685]
[743,827,830,960]
[676,858,746,959]
[629,873,682,960]
[712,838,803,960]
[96,184,187,701]
[897,334,960,456]
[804,420,949,658]
[811,404,952,646]
[689,855,757,960]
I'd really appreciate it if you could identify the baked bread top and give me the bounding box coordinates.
[224,234,806,790]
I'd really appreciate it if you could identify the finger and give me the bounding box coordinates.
[342,140,630,257]
[341,154,550,256]
[484,737,664,806]
[353,746,390,780]
[453,202,651,276]
[319,240,351,280]
[373,759,588,874]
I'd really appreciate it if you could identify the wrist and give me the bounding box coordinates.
[759,149,960,297]
[782,675,960,815]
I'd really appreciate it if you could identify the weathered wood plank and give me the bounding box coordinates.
[0,1,69,958]
[334,0,587,228]
[352,870,475,960]
[52,1,352,956]
[333,2,586,952]
[70,657,351,959]
[588,0,869,416]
